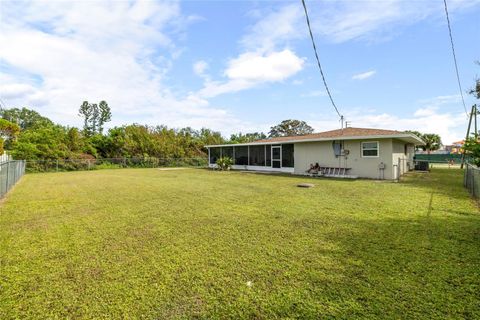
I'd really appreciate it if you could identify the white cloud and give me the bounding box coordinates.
[238,0,479,51]
[0,0,248,132]
[301,90,328,98]
[413,107,437,117]
[352,70,376,80]
[310,111,465,145]
[353,111,465,145]
[225,50,304,82]
[241,4,304,52]
[0,1,309,134]
[198,50,304,98]
[195,3,307,99]
[309,95,468,144]
[418,94,463,108]
[2,0,477,138]
[0,83,36,99]
[193,60,208,77]
[311,0,480,43]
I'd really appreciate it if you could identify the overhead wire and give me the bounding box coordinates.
[443,0,469,117]
[300,0,342,120]
[0,97,7,110]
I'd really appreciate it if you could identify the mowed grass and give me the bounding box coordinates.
[0,168,479,319]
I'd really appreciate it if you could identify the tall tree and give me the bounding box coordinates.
[404,130,423,140]
[268,120,314,138]
[78,100,112,136]
[0,119,21,153]
[199,128,224,145]
[66,127,87,154]
[0,118,21,139]
[79,101,93,136]
[422,133,442,154]
[10,125,70,160]
[0,107,53,130]
[4,107,230,161]
[91,103,99,134]
[463,135,480,166]
[461,62,480,165]
[98,101,112,134]
[404,130,425,151]
[229,132,266,143]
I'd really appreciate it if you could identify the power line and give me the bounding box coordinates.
[300,0,342,119]
[0,96,7,110]
[443,0,469,117]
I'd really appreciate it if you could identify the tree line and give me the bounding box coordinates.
[0,111,222,161]
[0,101,477,163]
[0,102,319,161]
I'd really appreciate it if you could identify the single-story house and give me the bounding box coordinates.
[206,127,425,180]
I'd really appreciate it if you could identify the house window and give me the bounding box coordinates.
[362,141,379,157]
[332,141,343,157]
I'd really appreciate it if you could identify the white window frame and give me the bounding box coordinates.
[361,141,379,158]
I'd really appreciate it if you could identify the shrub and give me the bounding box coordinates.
[94,162,123,170]
[216,157,233,171]
[464,136,480,167]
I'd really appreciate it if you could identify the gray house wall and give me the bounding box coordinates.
[294,138,414,180]
[391,139,415,179]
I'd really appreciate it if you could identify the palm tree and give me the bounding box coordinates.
[422,134,442,154]
[405,130,425,151]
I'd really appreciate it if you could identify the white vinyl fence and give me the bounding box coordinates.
[0,152,12,164]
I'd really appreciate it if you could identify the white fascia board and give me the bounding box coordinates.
[206,134,425,148]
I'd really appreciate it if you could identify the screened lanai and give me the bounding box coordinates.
[208,144,294,170]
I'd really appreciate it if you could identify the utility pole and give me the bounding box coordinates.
[460,105,477,169]
[475,104,478,139]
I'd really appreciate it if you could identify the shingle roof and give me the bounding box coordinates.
[254,127,405,143]
[205,127,425,147]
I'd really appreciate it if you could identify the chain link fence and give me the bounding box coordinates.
[395,158,419,181]
[0,160,26,198]
[464,163,480,199]
[414,153,465,163]
[25,157,208,173]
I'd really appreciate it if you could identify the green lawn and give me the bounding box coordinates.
[1,168,479,319]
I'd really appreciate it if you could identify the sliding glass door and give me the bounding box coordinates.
[271,146,281,168]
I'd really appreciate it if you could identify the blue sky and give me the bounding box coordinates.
[0,0,479,143]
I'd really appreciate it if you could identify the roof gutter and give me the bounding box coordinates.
[206,134,425,148]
